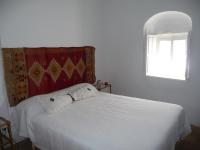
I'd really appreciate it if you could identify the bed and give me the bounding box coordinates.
[2,47,191,150]
[16,87,191,150]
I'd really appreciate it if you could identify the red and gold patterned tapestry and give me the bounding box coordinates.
[3,46,95,106]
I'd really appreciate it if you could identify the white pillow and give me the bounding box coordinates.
[40,95,73,114]
[50,83,95,96]
[67,83,98,101]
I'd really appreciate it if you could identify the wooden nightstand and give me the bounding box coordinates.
[94,81,112,93]
[0,117,15,150]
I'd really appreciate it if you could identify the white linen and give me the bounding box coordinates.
[17,93,191,150]
[15,83,92,137]
[39,95,72,114]
[16,95,45,138]
[68,83,98,101]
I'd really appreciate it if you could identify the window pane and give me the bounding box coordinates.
[159,40,171,60]
[157,40,172,77]
[146,33,188,80]
[173,40,187,57]
[172,40,187,79]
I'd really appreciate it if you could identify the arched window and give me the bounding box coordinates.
[144,11,192,80]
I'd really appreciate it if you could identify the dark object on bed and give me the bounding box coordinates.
[2,46,96,106]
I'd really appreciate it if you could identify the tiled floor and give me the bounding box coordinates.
[5,126,200,150]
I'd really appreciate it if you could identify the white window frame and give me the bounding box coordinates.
[146,32,189,80]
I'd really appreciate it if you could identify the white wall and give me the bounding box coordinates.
[101,0,200,125]
[0,0,105,128]
[0,0,200,128]
[0,0,11,120]
[0,41,10,120]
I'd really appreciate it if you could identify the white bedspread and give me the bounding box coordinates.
[17,93,191,150]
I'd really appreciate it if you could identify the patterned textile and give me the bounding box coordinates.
[3,47,95,106]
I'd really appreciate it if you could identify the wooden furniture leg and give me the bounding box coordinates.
[7,123,15,150]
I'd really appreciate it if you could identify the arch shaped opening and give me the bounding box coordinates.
[144,11,192,80]
[144,11,192,35]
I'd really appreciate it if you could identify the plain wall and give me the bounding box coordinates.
[0,0,11,120]
[101,0,200,125]
[0,0,105,137]
[0,0,200,130]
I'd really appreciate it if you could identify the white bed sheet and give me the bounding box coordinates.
[17,92,191,150]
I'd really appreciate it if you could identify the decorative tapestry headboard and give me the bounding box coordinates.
[2,46,96,106]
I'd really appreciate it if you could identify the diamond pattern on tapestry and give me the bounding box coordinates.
[63,58,75,79]
[76,58,86,77]
[3,46,95,106]
[29,62,45,87]
[47,58,62,82]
